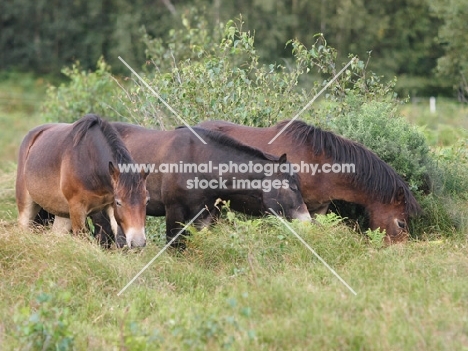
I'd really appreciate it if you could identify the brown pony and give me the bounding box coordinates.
[197,120,422,243]
[92,123,311,247]
[16,114,149,247]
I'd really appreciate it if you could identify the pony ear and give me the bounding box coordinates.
[108,161,120,180]
[396,186,405,202]
[279,153,287,164]
[142,164,150,179]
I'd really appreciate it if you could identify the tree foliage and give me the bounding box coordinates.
[429,0,468,101]
[42,58,123,122]
[0,0,175,74]
[0,0,464,97]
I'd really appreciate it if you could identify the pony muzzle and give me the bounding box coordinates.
[292,204,312,222]
[124,227,147,248]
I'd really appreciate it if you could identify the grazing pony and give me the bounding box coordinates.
[197,120,422,243]
[16,114,149,248]
[92,123,310,247]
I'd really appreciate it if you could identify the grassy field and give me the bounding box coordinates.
[1,213,468,350]
[399,97,468,147]
[0,73,48,165]
[0,75,467,350]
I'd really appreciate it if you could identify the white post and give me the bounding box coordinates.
[430,96,436,114]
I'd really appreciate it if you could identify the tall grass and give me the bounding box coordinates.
[398,97,468,147]
[0,72,48,166]
[1,213,468,350]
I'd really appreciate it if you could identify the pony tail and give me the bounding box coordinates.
[72,114,103,146]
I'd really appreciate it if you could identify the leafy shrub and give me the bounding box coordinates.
[113,20,397,129]
[328,95,432,192]
[13,291,75,351]
[432,140,468,197]
[412,141,468,236]
[141,9,224,72]
[42,57,123,123]
[117,318,163,351]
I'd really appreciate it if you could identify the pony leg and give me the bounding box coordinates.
[312,202,331,216]
[106,206,122,244]
[68,201,88,235]
[90,211,115,248]
[34,209,55,226]
[17,192,41,229]
[52,216,72,234]
[195,206,219,230]
[165,205,187,249]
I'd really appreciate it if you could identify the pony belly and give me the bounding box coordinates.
[24,175,70,217]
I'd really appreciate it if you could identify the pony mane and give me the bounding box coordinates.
[191,127,300,186]
[191,127,281,162]
[73,114,134,165]
[276,120,421,215]
[72,114,143,193]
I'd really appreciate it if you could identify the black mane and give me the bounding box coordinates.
[72,114,142,192]
[276,120,421,215]
[73,114,134,164]
[191,127,280,162]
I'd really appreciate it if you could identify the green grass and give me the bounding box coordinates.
[398,97,468,147]
[0,164,16,220]
[0,72,48,166]
[1,214,468,350]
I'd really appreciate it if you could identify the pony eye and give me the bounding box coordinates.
[397,220,406,229]
[290,183,298,191]
[145,197,150,205]
[115,199,122,207]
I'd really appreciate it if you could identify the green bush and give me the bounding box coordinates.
[13,290,75,351]
[113,20,395,129]
[433,140,468,197]
[42,57,124,123]
[117,20,314,128]
[328,96,432,192]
